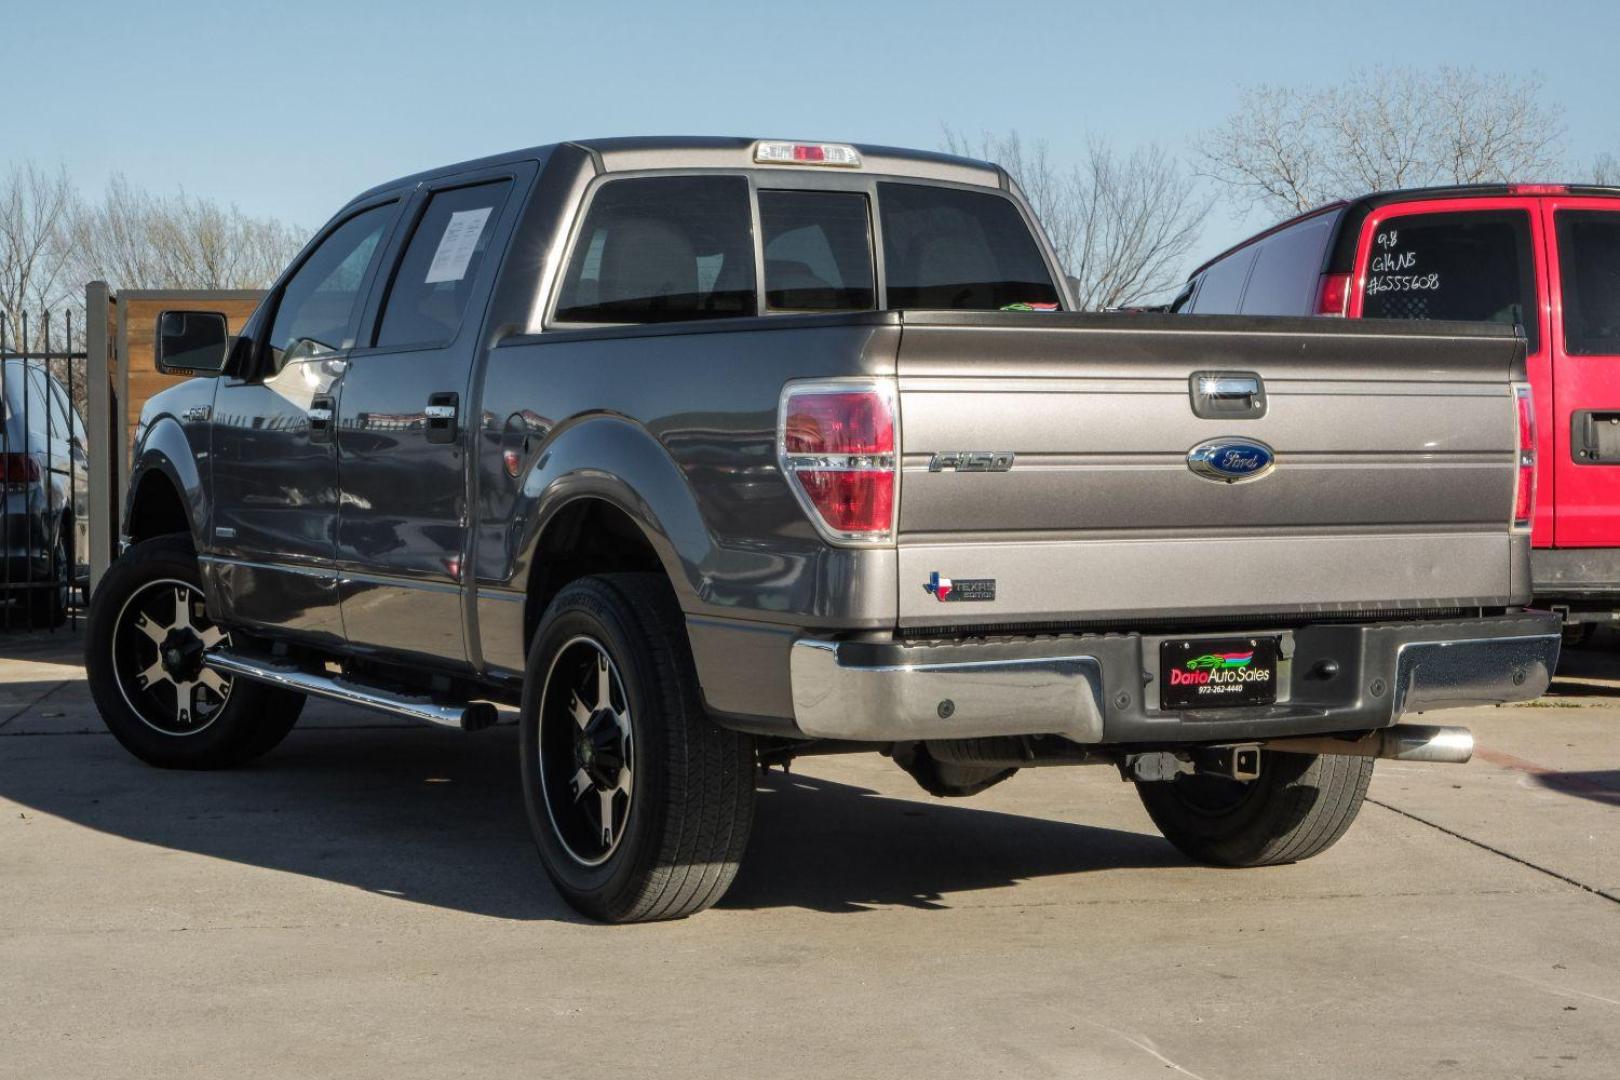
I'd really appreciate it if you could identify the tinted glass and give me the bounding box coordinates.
[1555,210,1620,356]
[878,183,1059,309]
[760,190,875,311]
[1361,210,1539,352]
[1240,214,1334,315]
[12,367,51,437]
[267,203,394,366]
[377,180,512,347]
[555,176,756,323]
[1188,249,1255,314]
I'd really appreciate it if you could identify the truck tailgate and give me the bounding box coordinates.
[895,312,1527,629]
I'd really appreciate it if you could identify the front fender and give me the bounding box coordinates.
[125,414,208,546]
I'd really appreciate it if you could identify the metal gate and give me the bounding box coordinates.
[1,310,89,632]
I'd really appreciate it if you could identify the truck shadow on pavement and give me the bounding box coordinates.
[0,720,1181,921]
[724,771,1181,913]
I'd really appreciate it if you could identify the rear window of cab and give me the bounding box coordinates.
[552,175,1060,324]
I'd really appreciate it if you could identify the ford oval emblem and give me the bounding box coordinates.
[1187,438,1275,483]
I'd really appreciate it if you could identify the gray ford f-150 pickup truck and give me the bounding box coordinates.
[86,136,1560,922]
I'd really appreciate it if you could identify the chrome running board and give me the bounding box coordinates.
[206,649,499,732]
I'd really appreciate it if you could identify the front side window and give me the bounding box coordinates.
[1555,210,1620,356]
[267,203,395,367]
[1360,210,1539,352]
[376,180,512,348]
[878,182,1059,310]
[760,190,875,312]
[554,176,756,323]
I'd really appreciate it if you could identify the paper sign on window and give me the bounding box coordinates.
[424,207,494,284]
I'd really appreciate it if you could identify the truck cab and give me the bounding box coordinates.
[1178,184,1620,633]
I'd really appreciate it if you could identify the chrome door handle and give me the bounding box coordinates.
[308,395,336,443]
[426,392,459,445]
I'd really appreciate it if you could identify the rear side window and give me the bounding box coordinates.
[1555,210,1620,356]
[878,183,1059,309]
[1188,249,1256,314]
[760,190,875,312]
[1240,214,1334,316]
[1361,210,1539,352]
[377,180,512,348]
[555,176,756,323]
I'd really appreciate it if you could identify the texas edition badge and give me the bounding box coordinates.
[924,572,997,603]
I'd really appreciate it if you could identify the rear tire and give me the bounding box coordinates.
[1135,751,1374,867]
[85,533,305,769]
[25,532,69,629]
[520,573,756,923]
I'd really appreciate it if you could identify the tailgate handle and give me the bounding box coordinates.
[1190,371,1266,420]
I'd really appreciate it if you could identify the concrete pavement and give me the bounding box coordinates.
[1,627,1616,1079]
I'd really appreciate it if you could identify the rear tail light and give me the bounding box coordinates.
[1316,272,1352,316]
[2,452,41,489]
[778,380,897,544]
[1513,382,1536,531]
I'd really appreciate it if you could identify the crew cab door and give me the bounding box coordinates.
[206,199,400,641]
[1348,198,1553,544]
[333,170,525,666]
[1542,196,1620,547]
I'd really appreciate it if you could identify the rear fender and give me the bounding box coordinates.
[510,415,714,609]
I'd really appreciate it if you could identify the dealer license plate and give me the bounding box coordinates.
[1160,636,1280,709]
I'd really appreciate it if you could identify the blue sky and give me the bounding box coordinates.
[7,0,1618,259]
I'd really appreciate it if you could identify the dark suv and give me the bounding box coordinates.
[3,358,87,627]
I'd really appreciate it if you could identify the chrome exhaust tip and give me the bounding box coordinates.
[1261,724,1474,764]
[1379,724,1474,764]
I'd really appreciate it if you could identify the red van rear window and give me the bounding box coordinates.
[1362,210,1539,352]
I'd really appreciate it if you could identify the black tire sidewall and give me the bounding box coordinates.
[85,534,287,768]
[519,582,670,915]
[1137,750,1368,866]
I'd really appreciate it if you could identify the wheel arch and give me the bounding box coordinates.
[522,495,671,654]
[124,417,206,547]
[502,415,719,659]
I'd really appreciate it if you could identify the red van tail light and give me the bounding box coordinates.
[1513,383,1536,530]
[2,452,41,490]
[778,380,897,544]
[1510,184,1567,195]
[1316,272,1352,316]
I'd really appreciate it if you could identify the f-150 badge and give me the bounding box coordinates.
[928,451,1015,473]
[924,572,996,602]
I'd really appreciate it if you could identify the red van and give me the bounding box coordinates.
[1177,184,1620,636]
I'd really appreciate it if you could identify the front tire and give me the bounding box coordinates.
[1136,751,1374,867]
[520,573,755,923]
[85,533,304,769]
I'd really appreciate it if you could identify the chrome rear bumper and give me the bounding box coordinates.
[789,612,1561,745]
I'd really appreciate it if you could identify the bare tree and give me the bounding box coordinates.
[1595,153,1620,186]
[1199,67,1567,219]
[67,175,304,292]
[0,163,79,351]
[943,127,1210,309]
